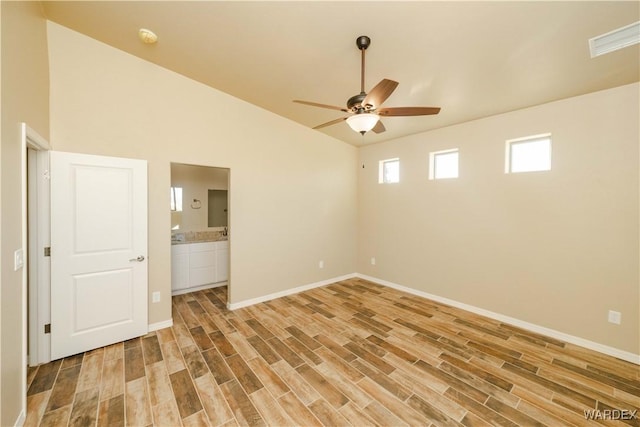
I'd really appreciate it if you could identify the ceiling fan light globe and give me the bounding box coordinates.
[346,113,379,134]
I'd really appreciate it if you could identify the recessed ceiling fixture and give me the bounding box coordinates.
[589,21,639,58]
[293,35,441,135]
[138,28,158,44]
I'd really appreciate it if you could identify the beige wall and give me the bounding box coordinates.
[0,11,636,426]
[358,83,639,354]
[0,1,50,424]
[47,22,358,320]
[171,163,228,232]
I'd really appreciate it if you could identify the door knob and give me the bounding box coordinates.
[129,255,145,262]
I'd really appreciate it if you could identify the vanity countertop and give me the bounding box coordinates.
[172,230,228,245]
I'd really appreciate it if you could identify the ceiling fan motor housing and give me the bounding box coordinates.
[347,93,368,112]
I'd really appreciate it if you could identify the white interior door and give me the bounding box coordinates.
[50,151,148,360]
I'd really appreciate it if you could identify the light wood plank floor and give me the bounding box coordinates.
[26,278,639,426]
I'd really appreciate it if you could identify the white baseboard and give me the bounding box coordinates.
[218,272,639,364]
[356,273,640,365]
[148,319,173,332]
[227,273,357,310]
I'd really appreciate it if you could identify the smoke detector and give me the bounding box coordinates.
[138,28,158,44]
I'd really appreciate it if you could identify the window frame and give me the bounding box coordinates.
[170,186,183,212]
[505,133,552,174]
[378,158,400,184]
[429,148,459,180]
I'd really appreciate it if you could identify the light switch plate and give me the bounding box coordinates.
[14,249,24,271]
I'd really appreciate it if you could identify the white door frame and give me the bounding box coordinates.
[20,123,50,425]
[26,133,51,366]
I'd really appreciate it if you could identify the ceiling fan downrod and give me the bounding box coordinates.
[347,35,372,113]
[356,35,371,95]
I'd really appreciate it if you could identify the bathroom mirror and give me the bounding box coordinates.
[170,163,229,231]
[208,190,228,227]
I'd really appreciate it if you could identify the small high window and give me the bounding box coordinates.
[506,134,551,173]
[429,149,459,180]
[379,158,400,184]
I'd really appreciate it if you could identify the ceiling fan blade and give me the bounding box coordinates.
[372,120,386,134]
[313,116,348,130]
[293,100,348,112]
[377,106,441,116]
[363,79,399,108]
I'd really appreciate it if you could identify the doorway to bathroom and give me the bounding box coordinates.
[170,163,230,303]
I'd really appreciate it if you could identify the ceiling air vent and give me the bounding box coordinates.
[589,21,640,58]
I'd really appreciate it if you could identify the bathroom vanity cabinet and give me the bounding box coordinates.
[171,240,228,294]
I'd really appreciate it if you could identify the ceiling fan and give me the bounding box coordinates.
[294,35,441,135]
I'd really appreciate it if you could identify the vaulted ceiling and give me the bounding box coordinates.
[42,1,639,146]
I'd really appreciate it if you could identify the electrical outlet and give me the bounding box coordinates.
[152,291,161,303]
[319,260,324,269]
[608,310,621,325]
[371,257,376,265]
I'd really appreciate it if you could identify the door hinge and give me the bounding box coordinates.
[44,324,51,334]
[44,247,51,257]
